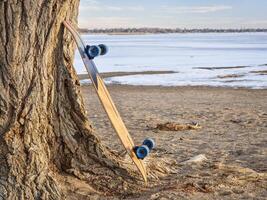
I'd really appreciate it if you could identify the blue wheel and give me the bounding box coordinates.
[143,138,155,150]
[135,145,150,159]
[98,44,108,55]
[87,45,101,58]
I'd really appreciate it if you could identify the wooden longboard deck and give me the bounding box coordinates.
[63,21,147,183]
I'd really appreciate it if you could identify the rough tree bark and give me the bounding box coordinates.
[0,1,143,199]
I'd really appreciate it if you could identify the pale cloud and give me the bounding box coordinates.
[239,20,267,28]
[127,6,145,11]
[106,6,122,11]
[79,6,101,11]
[79,17,135,28]
[80,5,144,12]
[80,1,144,12]
[84,0,98,4]
[245,20,267,24]
[178,18,267,29]
[163,5,232,13]
[78,1,267,28]
[105,6,144,11]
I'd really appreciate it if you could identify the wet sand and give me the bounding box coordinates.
[81,85,267,199]
[78,70,177,80]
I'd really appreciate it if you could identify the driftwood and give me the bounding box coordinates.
[155,122,202,131]
[181,154,208,164]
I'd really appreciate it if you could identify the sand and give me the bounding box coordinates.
[81,85,267,199]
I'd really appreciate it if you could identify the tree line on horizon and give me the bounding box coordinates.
[78,27,267,34]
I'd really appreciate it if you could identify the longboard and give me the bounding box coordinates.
[63,21,147,183]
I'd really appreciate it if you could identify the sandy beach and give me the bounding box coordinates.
[81,84,267,199]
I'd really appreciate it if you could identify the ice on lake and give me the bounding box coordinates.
[74,33,267,89]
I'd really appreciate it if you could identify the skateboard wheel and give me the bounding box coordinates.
[143,138,155,150]
[135,145,150,159]
[98,44,108,55]
[86,45,101,58]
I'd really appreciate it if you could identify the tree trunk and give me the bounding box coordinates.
[0,1,142,199]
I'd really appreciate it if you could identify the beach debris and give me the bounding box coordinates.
[181,154,208,164]
[147,157,177,180]
[229,119,243,124]
[213,163,267,184]
[250,70,267,75]
[194,66,249,70]
[217,74,245,79]
[155,122,201,131]
[214,163,263,175]
[181,182,212,193]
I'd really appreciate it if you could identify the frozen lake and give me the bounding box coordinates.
[74,33,267,89]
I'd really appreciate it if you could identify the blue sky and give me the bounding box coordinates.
[79,0,267,29]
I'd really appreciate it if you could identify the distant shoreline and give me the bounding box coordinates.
[78,28,267,35]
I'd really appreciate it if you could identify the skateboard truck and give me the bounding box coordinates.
[85,44,108,59]
[134,138,155,159]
